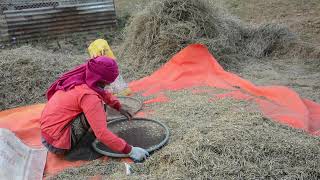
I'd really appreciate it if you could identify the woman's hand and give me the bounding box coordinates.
[119,108,133,120]
[129,147,149,162]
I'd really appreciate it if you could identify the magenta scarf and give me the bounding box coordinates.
[46,56,119,100]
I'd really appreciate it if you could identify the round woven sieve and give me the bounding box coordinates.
[105,96,143,120]
[92,118,170,157]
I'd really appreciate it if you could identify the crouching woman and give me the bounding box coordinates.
[40,56,148,162]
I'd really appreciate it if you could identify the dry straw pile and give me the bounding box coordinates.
[0,46,86,110]
[118,0,298,79]
[51,89,320,179]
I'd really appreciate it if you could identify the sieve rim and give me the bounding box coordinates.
[92,117,170,157]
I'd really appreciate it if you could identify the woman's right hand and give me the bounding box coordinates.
[129,147,149,162]
[119,107,133,120]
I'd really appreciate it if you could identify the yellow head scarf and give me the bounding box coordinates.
[88,39,116,59]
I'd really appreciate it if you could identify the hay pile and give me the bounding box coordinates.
[0,46,87,110]
[118,0,297,79]
[51,89,320,179]
[48,160,124,180]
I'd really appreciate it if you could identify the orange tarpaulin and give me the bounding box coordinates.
[130,44,320,134]
[0,44,320,176]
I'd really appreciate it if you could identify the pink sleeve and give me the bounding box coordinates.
[80,94,131,154]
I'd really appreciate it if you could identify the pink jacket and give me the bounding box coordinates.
[40,84,131,154]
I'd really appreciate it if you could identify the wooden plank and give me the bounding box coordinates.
[6,12,115,30]
[12,25,115,42]
[8,19,116,36]
[6,11,115,26]
[5,5,114,18]
[3,1,114,14]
